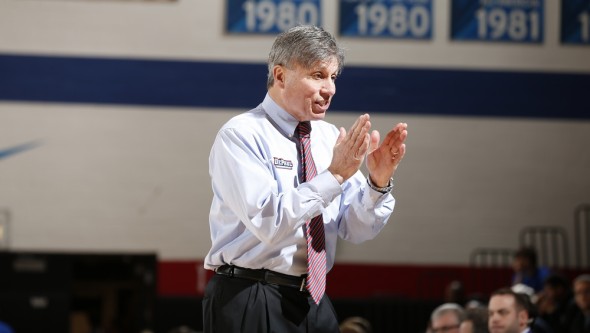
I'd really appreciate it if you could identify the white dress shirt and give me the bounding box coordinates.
[204,94,396,276]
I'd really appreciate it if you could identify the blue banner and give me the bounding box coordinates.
[561,0,590,44]
[226,0,321,34]
[339,0,433,39]
[2,54,589,119]
[451,0,544,43]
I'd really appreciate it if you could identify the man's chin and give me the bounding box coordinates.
[310,111,327,120]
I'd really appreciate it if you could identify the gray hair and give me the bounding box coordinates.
[430,303,466,323]
[267,25,345,89]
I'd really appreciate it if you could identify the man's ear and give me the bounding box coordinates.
[518,310,529,328]
[273,65,286,88]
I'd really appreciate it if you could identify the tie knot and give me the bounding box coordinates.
[297,121,312,138]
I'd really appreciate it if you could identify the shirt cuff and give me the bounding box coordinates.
[311,171,344,205]
[363,178,394,207]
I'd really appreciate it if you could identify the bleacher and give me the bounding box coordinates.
[1,204,589,332]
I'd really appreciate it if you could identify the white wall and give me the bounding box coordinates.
[1,0,589,265]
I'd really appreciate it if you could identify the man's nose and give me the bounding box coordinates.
[321,79,335,97]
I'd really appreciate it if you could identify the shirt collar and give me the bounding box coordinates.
[261,93,299,139]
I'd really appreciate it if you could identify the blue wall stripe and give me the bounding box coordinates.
[0,53,588,119]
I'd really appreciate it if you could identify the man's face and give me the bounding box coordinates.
[458,320,473,333]
[488,295,526,333]
[431,312,461,333]
[543,284,565,302]
[279,56,338,122]
[574,281,590,312]
[512,256,529,273]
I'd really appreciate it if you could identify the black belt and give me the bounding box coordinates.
[216,265,307,291]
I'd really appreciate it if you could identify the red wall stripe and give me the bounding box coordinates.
[157,260,585,300]
[158,261,508,299]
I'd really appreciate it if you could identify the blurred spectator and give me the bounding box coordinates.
[339,316,372,333]
[564,274,590,333]
[429,303,466,333]
[446,280,467,306]
[536,273,572,333]
[0,320,14,333]
[488,288,534,333]
[511,247,551,293]
[459,307,489,333]
[167,326,199,333]
[464,293,488,310]
[512,283,536,303]
[509,285,553,333]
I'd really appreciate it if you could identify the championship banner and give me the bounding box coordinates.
[226,0,321,34]
[561,0,590,44]
[339,0,433,39]
[451,0,544,43]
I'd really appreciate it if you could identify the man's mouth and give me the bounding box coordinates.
[315,100,330,111]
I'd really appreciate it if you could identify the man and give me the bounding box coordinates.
[429,303,465,333]
[488,288,534,333]
[202,25,408,332]
[339,316,372,333]
[459,307,489,333]
[536,273,571,332]
[565,274,590,333]
[511,246,550,293]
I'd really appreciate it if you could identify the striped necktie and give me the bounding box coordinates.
[297,121,326,305]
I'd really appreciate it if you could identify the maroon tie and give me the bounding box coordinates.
[297,121,326,304]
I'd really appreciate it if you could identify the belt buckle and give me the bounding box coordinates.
[300,277,305,291]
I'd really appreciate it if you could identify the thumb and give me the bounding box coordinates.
[368,130,380,154]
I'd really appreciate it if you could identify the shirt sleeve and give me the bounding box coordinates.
[335,171,396,244]
[209,127,342,245]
